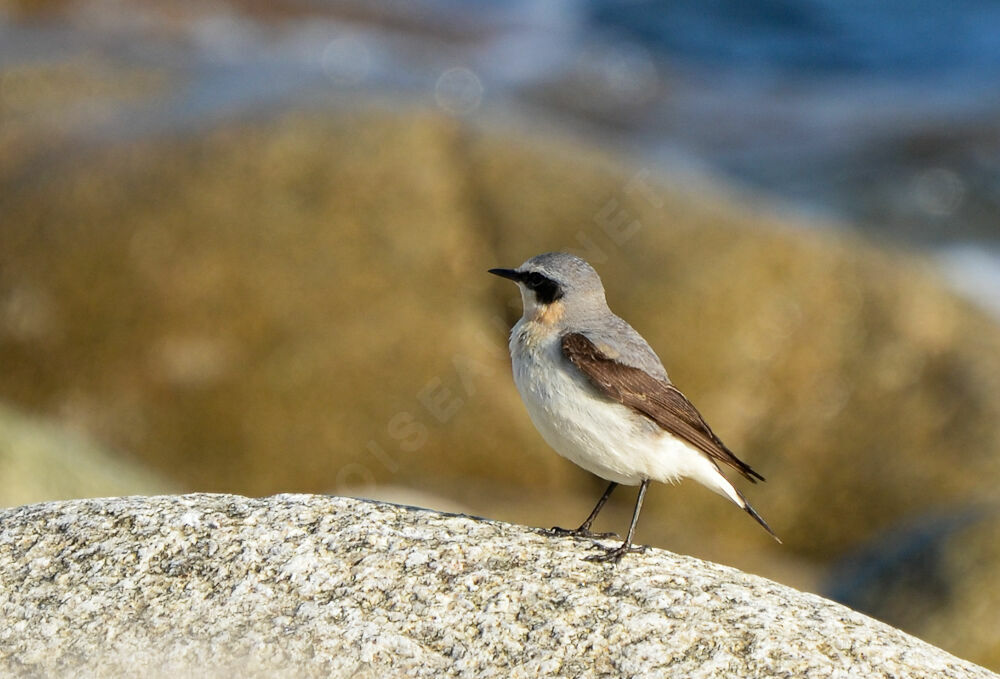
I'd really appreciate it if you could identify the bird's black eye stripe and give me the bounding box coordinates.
[525,272,546,288]
[524,272,563,304]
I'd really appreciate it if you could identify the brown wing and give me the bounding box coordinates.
[561,332,764,483]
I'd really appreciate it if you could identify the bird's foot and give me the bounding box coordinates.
[548,525,619,540]
[585,542,647,564]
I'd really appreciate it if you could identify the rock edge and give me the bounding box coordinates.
[0,493,996,679]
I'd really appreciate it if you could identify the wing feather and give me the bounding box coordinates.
[561,332,764,483]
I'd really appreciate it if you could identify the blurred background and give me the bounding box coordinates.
[2,0,999,668]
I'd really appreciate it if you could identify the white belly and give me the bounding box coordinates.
[510,322,717,487]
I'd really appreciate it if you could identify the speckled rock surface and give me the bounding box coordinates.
[0,495,995,679]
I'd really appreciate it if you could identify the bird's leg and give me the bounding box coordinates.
[586,479,649,563]
[549,481,619,539]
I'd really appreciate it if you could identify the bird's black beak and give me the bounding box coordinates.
[488,268,522,282]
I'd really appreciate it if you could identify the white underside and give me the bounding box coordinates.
[511,318,744,508]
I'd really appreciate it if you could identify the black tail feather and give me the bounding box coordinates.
[738,491,781,543]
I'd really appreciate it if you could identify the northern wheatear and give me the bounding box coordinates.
[490,252,778,562]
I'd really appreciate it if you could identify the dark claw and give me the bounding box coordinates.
[584,543,647,563]
[548,526,619,540]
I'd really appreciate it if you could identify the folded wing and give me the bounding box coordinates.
[561,332,765,483]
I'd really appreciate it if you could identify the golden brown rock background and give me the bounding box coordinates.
[2,61,1000,668]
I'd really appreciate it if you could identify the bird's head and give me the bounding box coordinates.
[489,252,607,326]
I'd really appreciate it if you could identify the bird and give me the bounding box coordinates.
[489,252,779,562]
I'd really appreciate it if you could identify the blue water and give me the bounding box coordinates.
[589,0,1000,80]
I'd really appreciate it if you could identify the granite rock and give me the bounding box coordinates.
[0,494,995,679]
